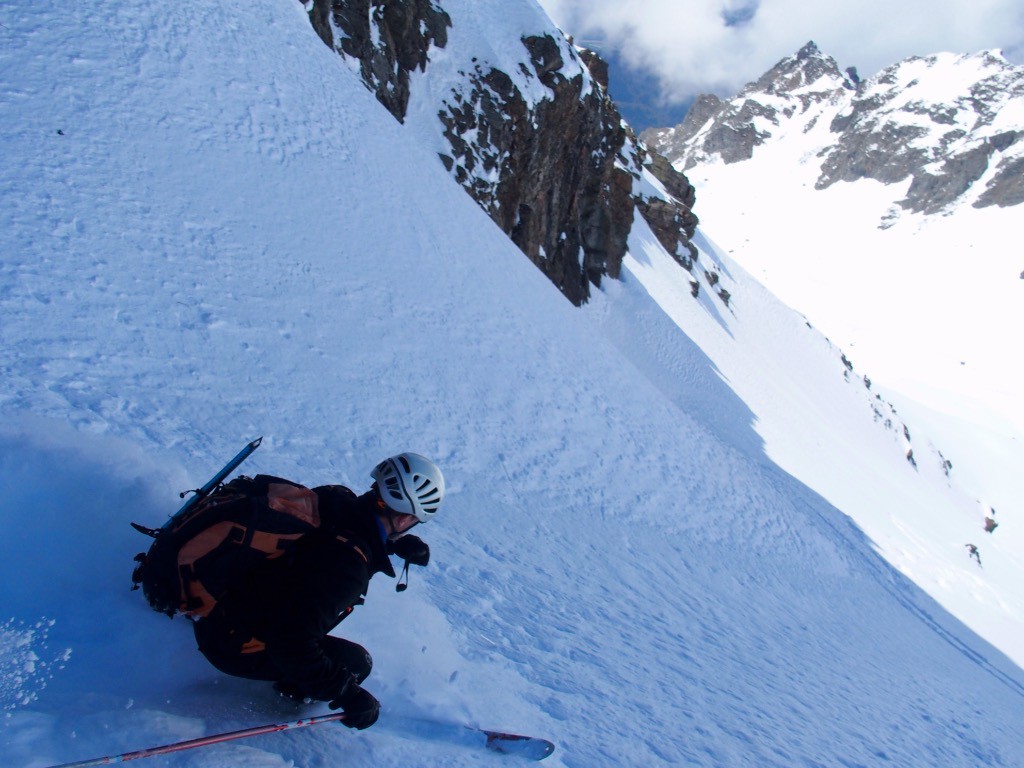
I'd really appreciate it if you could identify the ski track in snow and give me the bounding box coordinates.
[1,1,1023,766]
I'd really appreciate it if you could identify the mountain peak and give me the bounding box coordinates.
[638,42,854,168]
[796,40,822,60]
[746,40,852,97]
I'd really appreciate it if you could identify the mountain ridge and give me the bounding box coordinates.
[643,41,1024,216]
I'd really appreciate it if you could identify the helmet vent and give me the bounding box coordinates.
[370,452,444,518]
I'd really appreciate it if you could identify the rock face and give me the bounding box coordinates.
[637,149,699,267]
[304,1,698,305]
[308,0,451,122]
[643,41,1024,216]
[816,51,1024,213]
[435,35,637,304]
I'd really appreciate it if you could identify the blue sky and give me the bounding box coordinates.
[538,0,1024,107]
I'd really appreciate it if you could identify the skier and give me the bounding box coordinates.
[965,543,982,566]
[191,453,444,730]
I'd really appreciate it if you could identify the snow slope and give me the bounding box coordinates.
[682,97,1024,437]
[662,49,1024,573]
[1,1,1023,767]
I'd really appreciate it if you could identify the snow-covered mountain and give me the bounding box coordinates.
[644,41,1024,216]
[2,3,1023,767]
[642,43,1024,574]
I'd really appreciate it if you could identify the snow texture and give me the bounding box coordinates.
[1,1,1022,766]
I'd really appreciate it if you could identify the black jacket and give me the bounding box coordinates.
[204,486,395,699]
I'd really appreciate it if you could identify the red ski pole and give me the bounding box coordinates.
[44,712,346,767]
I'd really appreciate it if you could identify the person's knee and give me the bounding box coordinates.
[323,636,372,683]
[350,646,373,683]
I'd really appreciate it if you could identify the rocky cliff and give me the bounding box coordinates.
[643,42,1024,216]
[303,0,697,305]
[432,34,637,305]
[308,0,451,123]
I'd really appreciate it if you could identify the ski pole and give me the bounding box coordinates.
[43,712,345,767]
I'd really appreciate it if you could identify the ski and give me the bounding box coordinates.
[484,728,556,759]
[380,714,555,760]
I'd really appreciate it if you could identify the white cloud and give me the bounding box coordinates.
[537,0,1024,103]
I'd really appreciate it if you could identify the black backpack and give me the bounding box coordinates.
[132,474,326,618]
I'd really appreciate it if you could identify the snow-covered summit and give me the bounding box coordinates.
[644,43,1024,215]
[745,41,859,98]
[641,41,856,168]
[820,49,1024,213]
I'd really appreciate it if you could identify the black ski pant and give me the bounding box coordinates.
[193,616,371,697]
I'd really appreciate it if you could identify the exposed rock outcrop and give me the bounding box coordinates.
[436,36,636,304]
[309,0,450,122]
[304,1,698,305]
[814,53,1024,213]
[636,149,699,268]
[975,153,1024,208]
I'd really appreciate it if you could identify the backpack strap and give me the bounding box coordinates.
[333,534,369,564]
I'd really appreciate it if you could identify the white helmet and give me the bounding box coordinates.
[371,453,445,520]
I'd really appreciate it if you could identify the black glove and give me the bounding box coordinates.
[329,680,380,730]
[388,534,429,566]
